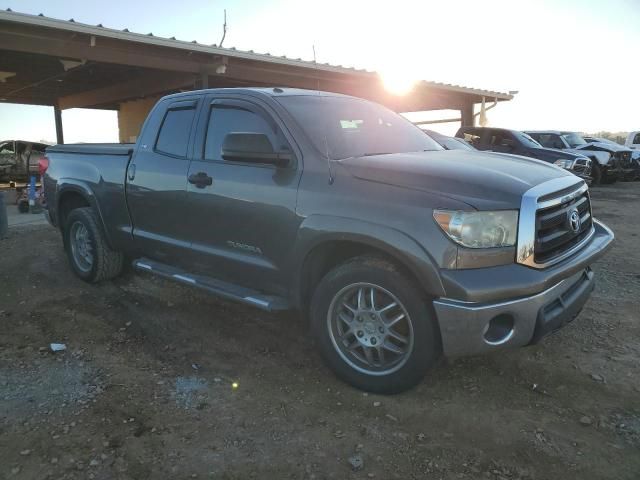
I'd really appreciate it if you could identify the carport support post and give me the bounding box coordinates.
[460,102,474,127]
[54,105,64,144]
[200,72,209,89]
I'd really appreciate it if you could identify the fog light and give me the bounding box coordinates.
[483,314,515,345]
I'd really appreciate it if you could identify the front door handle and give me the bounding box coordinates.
[188,172,213,188]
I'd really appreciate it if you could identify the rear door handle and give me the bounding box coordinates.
[188,172,213,188]
[128,163,136,181]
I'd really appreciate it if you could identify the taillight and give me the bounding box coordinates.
[38,156,49,177]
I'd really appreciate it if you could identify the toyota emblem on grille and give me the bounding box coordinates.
[568,209,581,233]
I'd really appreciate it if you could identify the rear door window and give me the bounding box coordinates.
[155,104,197,158]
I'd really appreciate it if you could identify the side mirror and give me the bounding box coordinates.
[221,133,292,167]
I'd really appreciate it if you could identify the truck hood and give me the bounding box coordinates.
[535,147,587,160]
[564,148,611,164]
[340,150,575,210]
[566,146,611,165]
[577,142,631,153]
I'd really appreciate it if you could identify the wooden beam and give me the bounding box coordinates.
[0,97,55,107]
[58,72,196,109]
[0,23,492,114]
[0,29,208,73]
[0,25,359,87]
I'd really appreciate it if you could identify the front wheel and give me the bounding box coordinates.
[310,256,441,394]
[63,207,124,283]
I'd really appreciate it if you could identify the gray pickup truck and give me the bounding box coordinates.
[43,88,614,393]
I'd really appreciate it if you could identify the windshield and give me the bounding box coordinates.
[513,131,542,148]
[277,95,443,160]
[562,133,587,148]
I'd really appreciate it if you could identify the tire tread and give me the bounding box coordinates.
[65,207,124,283]
[310,254,441,394]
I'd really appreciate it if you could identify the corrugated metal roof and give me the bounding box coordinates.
[0,8,514,101]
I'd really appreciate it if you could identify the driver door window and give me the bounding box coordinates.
[204,106,281,162]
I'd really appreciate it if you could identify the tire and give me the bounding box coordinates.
[17,199,29,213]
[309,255,441,394]
[591,163,602,185]
[63,207,124,283]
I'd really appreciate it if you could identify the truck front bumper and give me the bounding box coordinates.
[433,219,614,357]
[434,269,593,357]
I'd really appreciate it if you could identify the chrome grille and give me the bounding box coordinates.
[572,158,591,176]
[534,190,592,264]
[517,177,595,269]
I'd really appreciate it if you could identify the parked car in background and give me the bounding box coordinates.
[455,127,592,183]
[622,132,640,176]
[625,131,640,151]
[525,131,629,184]
[423,129,476,151]
[43,87,614,393]
[0,140,49,182]
[584,136,640,181]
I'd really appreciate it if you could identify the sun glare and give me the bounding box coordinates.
[380,70,417,96]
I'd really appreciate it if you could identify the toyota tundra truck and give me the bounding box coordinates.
[43,88,614,393]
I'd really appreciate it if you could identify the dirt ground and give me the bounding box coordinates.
[1,182,639,480]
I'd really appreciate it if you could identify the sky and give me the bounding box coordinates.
[1,0,638,142]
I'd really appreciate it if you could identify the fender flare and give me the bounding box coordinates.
[55,179,115,248]
[290,214,446,307]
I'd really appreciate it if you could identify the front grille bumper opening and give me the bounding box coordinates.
[534,190,593,264]
[572,158,591,176]
[517,177,595,269]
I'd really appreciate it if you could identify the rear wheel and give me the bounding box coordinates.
[63,207,124,283]
[310,256,441,394]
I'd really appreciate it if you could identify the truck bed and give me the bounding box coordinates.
[43,143,135,246]
[46,143,134,156]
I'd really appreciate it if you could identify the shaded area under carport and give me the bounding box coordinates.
[0,9,514,143]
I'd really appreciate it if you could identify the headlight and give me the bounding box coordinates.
[433,210,519,248]
[554,158,574,169]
